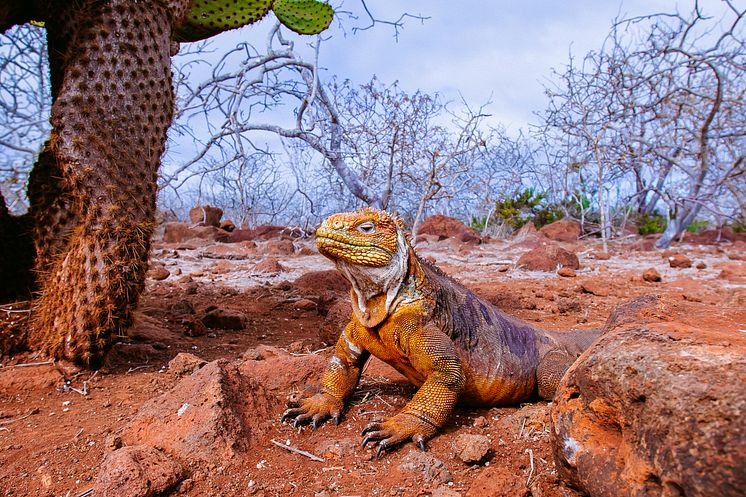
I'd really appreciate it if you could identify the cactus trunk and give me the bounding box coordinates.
[29,0,179,366]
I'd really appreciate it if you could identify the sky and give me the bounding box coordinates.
[292,0,726,133]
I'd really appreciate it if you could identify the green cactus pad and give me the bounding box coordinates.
[272,0,334,35]
[176,0,273,42]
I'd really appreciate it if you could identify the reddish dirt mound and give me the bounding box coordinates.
[539,219,581,242]
[418,214,482,244]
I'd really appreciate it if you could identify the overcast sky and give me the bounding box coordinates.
[288,0,724,133]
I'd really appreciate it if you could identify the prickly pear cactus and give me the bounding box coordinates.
[176,0,333,41]
[272,0,334,35]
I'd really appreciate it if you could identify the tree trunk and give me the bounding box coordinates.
[655,203,703,249]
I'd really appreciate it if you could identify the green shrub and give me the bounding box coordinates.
[637,212,667,235]
[492,189,564,231]
[686,219,709,233]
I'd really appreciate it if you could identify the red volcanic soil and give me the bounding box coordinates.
[1,232,744,497]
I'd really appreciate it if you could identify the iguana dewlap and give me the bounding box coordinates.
[282,208,598,455]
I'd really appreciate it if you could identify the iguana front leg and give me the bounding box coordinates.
[362,320,465,456]
[282,320,369,428]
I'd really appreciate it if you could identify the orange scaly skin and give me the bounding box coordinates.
[282,208,599,455]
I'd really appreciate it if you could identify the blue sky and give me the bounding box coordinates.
[303,1,725,133]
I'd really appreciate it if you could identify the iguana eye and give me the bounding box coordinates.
[357,221,376,234]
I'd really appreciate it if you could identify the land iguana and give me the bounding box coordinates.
[282,208,599,455]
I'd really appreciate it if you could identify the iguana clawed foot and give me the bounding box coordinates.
[281,392,343,430]
[361,412,436,458]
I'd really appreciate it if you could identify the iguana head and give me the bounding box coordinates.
[316,208,406,267]
[316,208,409,327]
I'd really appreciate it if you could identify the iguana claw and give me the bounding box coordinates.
[360,413,436,456]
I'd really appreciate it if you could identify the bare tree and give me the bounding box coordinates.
[167,25,488,227]
[539,2,745,248]
[0,24,50,212]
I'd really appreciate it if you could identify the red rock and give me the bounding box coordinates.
[239,347,327,392]
[162,222,228,243]
[642,268,662,282]
[453,434,491,464]
[219,219,235,232]
[668,254,692,268]
[168,353,206,377]
[188,205,223,227]
[252,258,286,274]
[579,280,610,297]
[696,262,707,270]
[120,360,274,464]
[557,267,577,278]
[294,270,350,294]
[200,307,248,330]
[684,227,734,244]
[147,265,170,281]
[201,243,254,259]
[292,298,317,311]
[539,219,581,242]
[517,245,580,272]
[94,445,184,497]
[222,228,253,242]
[261,239,295,256]
[551,297,746,497]
[418,215,482,244]
[591,251,611,260]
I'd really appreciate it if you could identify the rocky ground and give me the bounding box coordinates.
[0,220,744,497]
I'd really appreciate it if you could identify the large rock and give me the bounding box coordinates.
[516,244,580,272]
[239,345,327,392]
[551,296,746,497]
[94,445,185,497]
[162,222,228,244]
[539,219,581,242]
[418,215,482,244]
[119,360,274,465]
[188,205,223,227]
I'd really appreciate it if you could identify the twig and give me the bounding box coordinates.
[374,394,392,408]
[126,365,153,374]
[526,448,535,485]
[270,439,325,462]
[518,416,527,438]
[0,360,55,369]
[358,410,384,416]
[75,488,93,497]
[0,412,34,426]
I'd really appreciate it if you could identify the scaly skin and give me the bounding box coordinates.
[283,208,599,456]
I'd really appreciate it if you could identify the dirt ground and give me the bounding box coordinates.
[1,232,744,497]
